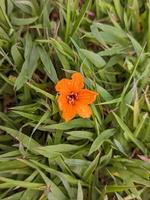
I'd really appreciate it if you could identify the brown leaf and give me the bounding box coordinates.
[137,154,150,162]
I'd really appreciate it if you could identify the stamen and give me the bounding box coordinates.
[67,92,78,105]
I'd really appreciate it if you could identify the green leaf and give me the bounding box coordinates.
[66,131,94,141]
[11,44,24,67]
[0,1,13,29]
[83,153,100,182]
[70,0,91,37]
[0,160,26,171]
[36,144,84,158]
[113,112,146,154]
[38,46,58,83]
[148,3,150,51]
[0,26,10,40]
[106,184,134,193]
[1,192,24,200]
[134,113,148,138]
[128,34,142,56]
[20,190,40,200]
[15,44,39,90]
[11,16,38,26]
[89,129,115,155]
[0,150,20,158]
[0,112,16,128]
[80,49,106,68]
[77,182,83,200]
[0,126,41,152]
[113,0,123,21]
[65,0,71,42]
[96,23,127,41]
[12,110,41,121]
[43,118,93,130]
[0,177,44,190]
[88,80,113,101]
[37,169,67,200]
[26,82,55,101]
[32,110,51,134]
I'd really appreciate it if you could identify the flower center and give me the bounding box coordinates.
[67,92,78,105]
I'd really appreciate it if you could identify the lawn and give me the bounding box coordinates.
[0,0,150,199]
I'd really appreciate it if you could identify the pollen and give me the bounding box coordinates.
[66,92,78,105]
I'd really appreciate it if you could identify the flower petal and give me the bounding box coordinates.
[57,94,77,121]
[76,105,92,118]
[78,89,97,105]
[71,72,84,91]
[57,94,67,110]
[55,79,72,93]
[62,105,77,121]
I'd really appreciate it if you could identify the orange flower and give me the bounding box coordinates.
[55,72,97,121]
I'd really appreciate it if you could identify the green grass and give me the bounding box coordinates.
[0,0,150,199]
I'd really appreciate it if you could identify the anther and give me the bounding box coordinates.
[67,92,78,105]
